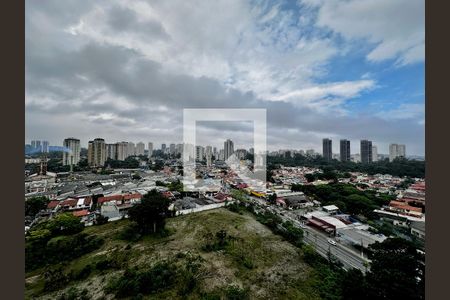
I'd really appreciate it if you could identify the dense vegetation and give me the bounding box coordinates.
[105,157,140,169]
[268,155,425,178]
[25,196,49,218]
[128,189,172,234]
[25,213,103,271]
[291,183,395,220]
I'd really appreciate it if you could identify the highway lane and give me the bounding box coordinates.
[242,193,370,273]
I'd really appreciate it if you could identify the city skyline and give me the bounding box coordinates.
[26,0,424,156]
[26,137,414,159]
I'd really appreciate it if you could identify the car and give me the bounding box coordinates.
[327,238,337,246]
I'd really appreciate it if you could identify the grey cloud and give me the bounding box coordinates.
[106,5,169,40]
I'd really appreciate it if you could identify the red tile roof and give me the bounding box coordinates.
[47,200,60,209]
[73,209,90,217]
[98,195,123,204]
[83,197,92,205]
[123,193,142,200]
[60,199,77,207]
[389,201,423,213]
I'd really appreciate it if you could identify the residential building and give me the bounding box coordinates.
[148,142,153,157]
[360,140,373,164]
[340,139,350,162]
[169,143,176,155]
[389,143,406,162]
[161,143,166,153]
[116,142,128,160]
[196,146,205,161]
[306,149,315,156]
[106,143,117,160]
[127,142,136,157]
[63,138,81,166]
[42,141,49,153]
[372,145,378,162]
[136,142,145,156]
[322,138,332,161]
[88,138,106,167]
[235,149,247,160]
[224,139,234,160]
[218,149,225,161]
[176,143,183,156]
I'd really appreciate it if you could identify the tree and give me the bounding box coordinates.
[366,238,424,300]
[128,190,170,234]
[267,193,277,204]
[45,213,84,236]
[341,269,367,300]
[25,196,49,217]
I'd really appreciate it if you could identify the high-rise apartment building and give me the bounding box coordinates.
[116,142,128,160]
[169,143,176,155]
[322,138,332,161]
[235,149,247,160]
[42,141,49,153]
[176,144,183,156]
[88,138,106,167]
[398,144,406,158]
[224,139,234,161]
[106,143,117,160]
[136,142,145,156]
[148,142,153,157]
[127,142,136,157]
[372,145,378,162]
[389,143,406,162]
[218,149,225,161]
[195,146,205,161]
[360,140,373,164]
[339,139,350,162]
[161,143,166,153]
[63,138,81,166]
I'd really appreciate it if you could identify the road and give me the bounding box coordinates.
[244,193,370,273]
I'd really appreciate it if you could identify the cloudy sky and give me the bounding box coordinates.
[25,0,425,155]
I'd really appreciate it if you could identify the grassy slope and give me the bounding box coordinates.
[25,208,321,300]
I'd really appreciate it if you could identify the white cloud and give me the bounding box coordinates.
[310,0,424,65]
[376,103,424,121]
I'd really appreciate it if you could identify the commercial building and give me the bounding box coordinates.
[63,138,81,166]
[360,140,373,164]
[322,138,332,161]
[340,139,350,162]
[87,138,106,167]
[224,139,234,161]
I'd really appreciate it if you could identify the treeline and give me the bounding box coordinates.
[268,155,425,178]
[291,183,395,220]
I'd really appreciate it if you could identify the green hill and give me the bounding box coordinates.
[25,208,321,299]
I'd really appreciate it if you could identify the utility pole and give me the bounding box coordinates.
[361,238,364,258]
